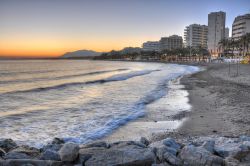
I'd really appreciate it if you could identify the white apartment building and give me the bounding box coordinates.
[142,41,160,52]
[159,35,183,51]
[232,13,250,40]
[184,24,208,48]
[207,11,226,56]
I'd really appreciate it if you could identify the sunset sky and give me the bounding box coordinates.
[0,0,250,57]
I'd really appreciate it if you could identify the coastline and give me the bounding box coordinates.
[1,61,250,165]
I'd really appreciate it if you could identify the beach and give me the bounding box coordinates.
[144,63,250,142]
[1,61,250,165]
[103,63,250,143]
[179,63,250,136]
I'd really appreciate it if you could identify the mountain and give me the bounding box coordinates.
[61,50,102,59]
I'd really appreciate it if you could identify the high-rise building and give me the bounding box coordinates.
[160,35,183,51]
[142,41,160,52]
[184,24,208,48]
[207,11,226,56]
[232,13,250,40]
[225,27,230,39]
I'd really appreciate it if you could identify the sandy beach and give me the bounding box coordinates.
[103,63,250,143]
[179,63,250,137]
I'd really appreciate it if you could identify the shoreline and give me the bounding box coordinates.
[1,61,250,165]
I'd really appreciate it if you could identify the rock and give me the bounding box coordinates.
[163,151,181,166]
[0,139,17,152]
[11,145,40,158]
[52,138,65,144]
[80,141,110,149]
[149,141,168,161]
[83,144,156,166]
[40,150,60,161]
[179,145,224,166]
[42,143,62,152]
[214,141,245,158]
[224,157,240,166]
[0,159,63,166]
[201,140,215,153]
[110,141,147,148]
[4,151,32,159]
[149,140,178,162]
[58,142,79,162]
[151,163,171,166]
[233,143,250,162]
[0,148,6,157]
[79,147,106,164]
[162,138,181,150]
[239,136,250,142]
[140,137,150,146]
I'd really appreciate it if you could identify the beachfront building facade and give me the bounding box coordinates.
[232,13,250,40]
[159,35,183,51]
[207,11,226,56]
[184,24,208,48]
[142,41,160,52]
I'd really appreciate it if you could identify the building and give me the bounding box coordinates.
[120,47,141,54]
[184,24,208,48]
[225,27,230,39]
[232,13,250,40]
[207,11,226,56]
[142,41,160,52]
[160,35,183,51]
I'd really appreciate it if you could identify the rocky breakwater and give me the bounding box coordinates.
[0,135,250,166]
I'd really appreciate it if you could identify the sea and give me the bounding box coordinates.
[0,60,199,147]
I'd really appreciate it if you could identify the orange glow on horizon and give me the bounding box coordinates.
[0,35,153,57]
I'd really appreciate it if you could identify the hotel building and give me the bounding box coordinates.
[184,24,208,48]
[232,13,250,40]
[159,35,183,51]
[142,41,160,52]
[207,11,226,56]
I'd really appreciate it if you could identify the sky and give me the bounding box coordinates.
[0,0,250,57]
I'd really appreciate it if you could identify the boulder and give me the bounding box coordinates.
[110,141,146,148]
[149,140,178,162]
[163,151,181,166]
[79,147,106,164]
[4,151,32,159]
[0,148,6,157]
[214,141,246,158]
[239,136,250,142]
[52,138,65,145]
[0,159,63,166]
[40,150,61,161]
[179,145,224,166]
[224,157,240,166]
[58,142,79,162]
[83,144,156,166]
[162,138,181,150]
[80,141,110,149]
[0,139,17,152]
[41,143,62,152]
[149,141,168,161]
[152,163,171,166]
[11,145,40,158]
[201,140,215,153]
[140,137,150,146]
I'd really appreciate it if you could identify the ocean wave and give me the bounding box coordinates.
[0,68,128,85]
[62,66,200,144]
[1,69,159,95]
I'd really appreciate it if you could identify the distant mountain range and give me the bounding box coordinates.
[61,50,103,59]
